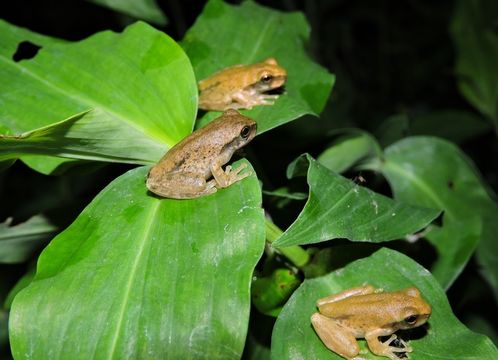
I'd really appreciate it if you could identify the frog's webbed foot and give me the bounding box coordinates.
[212,163,252,188]
[224,163,252,184]
[257,94,279,106]
[378,335,412,359]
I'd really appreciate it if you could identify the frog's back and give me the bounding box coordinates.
[319,292,410,319]
[198,64,249,91]
[155,121,225,173]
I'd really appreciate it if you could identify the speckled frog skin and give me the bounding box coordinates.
[146,109,257,199]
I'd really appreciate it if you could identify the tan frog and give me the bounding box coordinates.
[198,58,287,111]
[146,109,257,199]
[311,285,432,360]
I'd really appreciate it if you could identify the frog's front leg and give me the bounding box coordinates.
[231,91,275,109]
[311,313,360,360]
[211,161,251,188]
[365,330,412,360]
[317,285,377,307]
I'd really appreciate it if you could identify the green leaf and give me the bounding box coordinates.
[380,136,498,293]
[409,110,491,143]
[252,268,301,316]
[450,0,498,128]
[273,155,440,248]
[271,248,498,359]
[0,215,57,264]
[4,269,35,310]
[262,188,307,201]
[0,109,166,164]
[0,20,196,172]
[374,114,410,148]
[10,162,265,359]
[317,130,380,173]
[426,218,481,289]
[88,0,167,25]
[182,0,334,133]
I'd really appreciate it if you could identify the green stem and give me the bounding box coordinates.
[265,219,310,268]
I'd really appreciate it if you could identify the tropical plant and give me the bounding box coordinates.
[1,0,497,359]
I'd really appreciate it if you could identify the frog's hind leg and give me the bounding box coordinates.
[311,313,360,360]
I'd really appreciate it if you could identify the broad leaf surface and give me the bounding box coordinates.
[317,131,380,174]
[10,162,265,359]
[450,0,498,128]
[380,136,498,293]
[0,109,166,164]
[0,215,57,264]
[273,155,440,248]
[426,218,481,289]
[271,248,498,359]
[0,20,196,172]
[182,0,334,133]
[88,0,167,25]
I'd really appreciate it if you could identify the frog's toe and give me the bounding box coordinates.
[263,94,279,100]
[231,163,248,175]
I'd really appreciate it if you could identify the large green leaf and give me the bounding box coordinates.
[426,218,481,289]
[0,20,196,172]
[273,155,440,248]
[450,0,498,128]
[88,0,167,25]
[271,248,498,359]
[0,215,57,264]
[317,130,381,174]
[10,162,265,359]
[0,109,165,164]
[380,136,498,293]
[182,0,334,133]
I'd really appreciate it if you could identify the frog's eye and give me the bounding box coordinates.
[261,74,273,83]
[404,315,418,325]
[240,125,251,139]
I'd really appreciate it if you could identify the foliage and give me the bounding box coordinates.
[0,0,497,359]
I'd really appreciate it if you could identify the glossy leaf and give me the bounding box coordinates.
[0,215,57,264]
[0,20,196,172]
[88,0,167,25]
[10,162,265,359]
[0,109,166,164]
[271,248,498,359]
[182,0,334,133]
[273,155,440,248]
[426,218,481,289]
[317,131,380,173]
[380,136,498,293]
[450,0,498,127]
[4,269,35,309]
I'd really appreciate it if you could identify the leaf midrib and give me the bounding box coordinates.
[0,54,169,146]
[106,200,160,359]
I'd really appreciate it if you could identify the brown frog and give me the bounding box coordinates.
[146,109,257,199]
[198,58,287,111]
[311,285,432,360]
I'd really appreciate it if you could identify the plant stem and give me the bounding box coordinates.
[265,219,310,268]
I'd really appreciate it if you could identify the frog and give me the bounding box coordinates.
[146,109,257,199]
[310,285,432,360]
[198,57,287,111]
